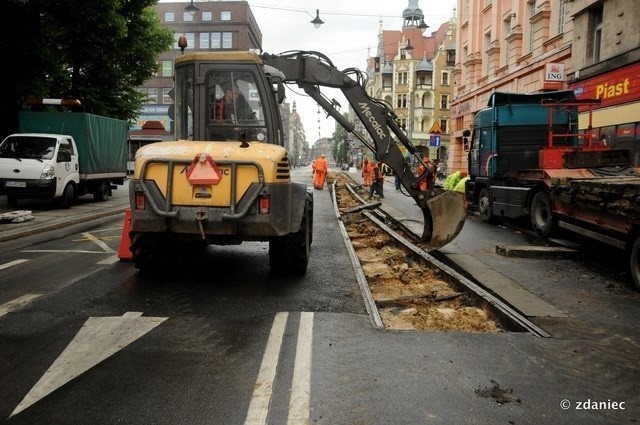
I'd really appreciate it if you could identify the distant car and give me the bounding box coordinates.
[341,163,350,170]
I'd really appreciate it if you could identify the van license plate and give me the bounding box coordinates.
[5,181,26,188]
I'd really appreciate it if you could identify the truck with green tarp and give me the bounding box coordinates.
[0,111,128,208]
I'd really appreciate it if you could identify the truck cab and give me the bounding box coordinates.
[0,133,79,208]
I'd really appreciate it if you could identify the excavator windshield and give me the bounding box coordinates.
[206,70,267,142]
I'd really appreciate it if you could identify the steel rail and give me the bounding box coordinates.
[341,181,550,338]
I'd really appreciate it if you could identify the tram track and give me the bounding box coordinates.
[330,173,550,337]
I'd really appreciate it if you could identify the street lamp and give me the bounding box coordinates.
[310,9,324,29]
[185,0,199,16]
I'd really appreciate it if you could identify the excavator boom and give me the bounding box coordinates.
[262,51,465,248]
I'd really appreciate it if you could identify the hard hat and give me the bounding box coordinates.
[322,154,326,157]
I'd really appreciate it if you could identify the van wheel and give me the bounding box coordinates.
[478,188,494,223]
[530,190,553,237]
[93,181,110,202]
[55,184,75,209]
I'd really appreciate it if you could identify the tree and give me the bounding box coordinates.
[0,0,173,136]
[332,113,350,165]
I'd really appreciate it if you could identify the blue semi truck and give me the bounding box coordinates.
[465,90,640,290]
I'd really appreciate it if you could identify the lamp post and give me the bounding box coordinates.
[185,0,199,16]
[310,9,324,29]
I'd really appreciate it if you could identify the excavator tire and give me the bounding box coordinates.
[269,196,312,275]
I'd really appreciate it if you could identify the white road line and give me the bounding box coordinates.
[0,259,29,271]
[0,294,42,318]
[288,312,313,425]
[244,312,289,425]
[22,250,114,254]
[78,232,116,253]
[97,254,120,265]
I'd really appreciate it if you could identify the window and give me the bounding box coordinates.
[183,11,194,22]
[211,33,221,49]
[441,72,449,86]
[396,94,407,109]
[222,32,232,49]
[162,61,173,77]
[199,33,210,49]
[163,88,173,104]
[440,119,448,133]
[528,1,535,52]
[557,0,565,34]
[147,88,158,104]
[397,72,408,85]
[164,12,174,22]
[221,11,231,21]
[484,32,491,75]
[202,11,212,21]
[590,6,603,63]
[440,95,449,110]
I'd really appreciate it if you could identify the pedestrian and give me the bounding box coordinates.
[313,154,328,190]
[362,158,372,187]
[436,160,446,181]
[368,162,384,200]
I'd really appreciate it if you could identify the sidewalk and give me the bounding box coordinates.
[0,183,130,243]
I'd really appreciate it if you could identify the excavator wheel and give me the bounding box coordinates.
[269,197,311,275]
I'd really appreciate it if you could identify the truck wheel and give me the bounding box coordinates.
[530,190,553,237]
[55,184,75,209]
[93,181,110,202]
[478,188,494,223]
[269,201,311,275]
[7,196,18,209]
[629,237,640,291]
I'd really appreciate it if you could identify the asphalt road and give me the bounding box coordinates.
[0,169,638,424]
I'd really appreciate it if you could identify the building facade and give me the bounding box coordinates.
[567,0,640,164]
[451,0,640,172]
[365,1,456,167]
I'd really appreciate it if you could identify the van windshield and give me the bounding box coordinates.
[0,136,56,160]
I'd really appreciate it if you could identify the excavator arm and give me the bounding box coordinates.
[262,51,466,248]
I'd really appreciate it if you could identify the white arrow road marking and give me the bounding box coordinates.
[244,312,289,425]
[23,232,116,255]
[10,311,168,418]
[288,312,313,425]
[97,255,120,265]
[0,294,42,318]
[0,259,29,271]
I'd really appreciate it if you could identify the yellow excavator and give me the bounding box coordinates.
[128,50,466,274]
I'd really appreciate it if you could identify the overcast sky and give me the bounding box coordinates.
[246,0,457,143]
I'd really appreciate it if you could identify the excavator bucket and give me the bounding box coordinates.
[420,190,467,250]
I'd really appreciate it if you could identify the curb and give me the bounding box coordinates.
[0,206,127,243]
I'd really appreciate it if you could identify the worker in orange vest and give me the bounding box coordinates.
[313,154,329,190]
[362,158,373,187]
[416,156,434,191]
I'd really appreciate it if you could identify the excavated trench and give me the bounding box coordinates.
[329,172,534,334]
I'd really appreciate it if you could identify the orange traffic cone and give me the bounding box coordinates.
[118,208,133,261]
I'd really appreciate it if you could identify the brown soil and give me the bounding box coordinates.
[331,172,502,333]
